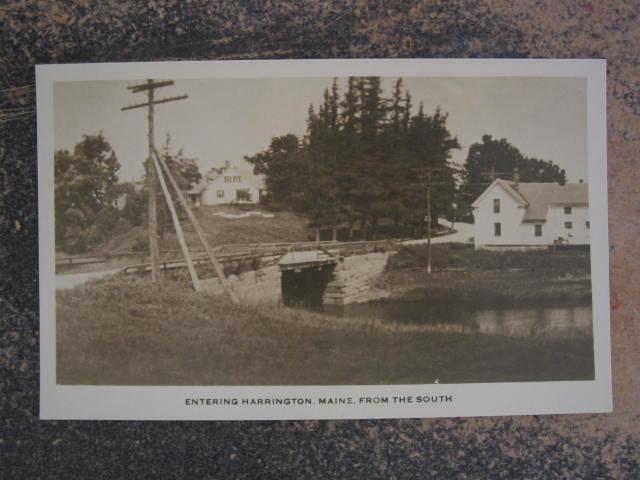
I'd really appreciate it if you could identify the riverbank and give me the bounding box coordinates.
[375,269,592,307]
[374,245,592,307]
[56,275,594,386]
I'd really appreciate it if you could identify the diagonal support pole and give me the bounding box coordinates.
[150,149,201,291]
[152,146,239,304]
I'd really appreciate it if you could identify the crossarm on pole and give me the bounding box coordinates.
[121,95,189,111]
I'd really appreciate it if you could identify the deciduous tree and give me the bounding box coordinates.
[54,133,120,252]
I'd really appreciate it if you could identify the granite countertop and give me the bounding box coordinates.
[1,1,639,477]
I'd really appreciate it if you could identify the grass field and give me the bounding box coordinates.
[99,204,313,253]
[56,205,314,274]
[57,275,594,386]
[379,245,592,306]
[389,243,591,275]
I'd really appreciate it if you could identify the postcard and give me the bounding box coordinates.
[38,59,611,420]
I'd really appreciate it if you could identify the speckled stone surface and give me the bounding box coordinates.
[1,1,639,477]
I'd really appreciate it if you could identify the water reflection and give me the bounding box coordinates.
[324,302,593,338]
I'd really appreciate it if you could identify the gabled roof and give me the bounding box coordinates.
[238,169,266,190]
[471,178,528,208]
[518,182,588,221]
[472,179,589,222]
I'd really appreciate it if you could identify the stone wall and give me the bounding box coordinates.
[323,252,394,305]
[200,265,282,304]
[201,251,394,306]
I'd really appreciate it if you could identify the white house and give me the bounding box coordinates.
[471,178,589,249]
[188,161,266,206]
[110,192,128,210]
[108,181,143,210]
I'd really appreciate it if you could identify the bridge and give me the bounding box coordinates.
[213,240,397,306]
[56,239,398,305]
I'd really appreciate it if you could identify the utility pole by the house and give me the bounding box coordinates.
[414,168,439,275]
[414,167,455,275]
[122,80,187,283]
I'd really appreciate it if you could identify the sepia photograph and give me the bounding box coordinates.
[38,60,611,420]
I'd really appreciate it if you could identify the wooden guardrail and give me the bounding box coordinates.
[121,250,282,274]
[121,240,399,275]
[56,239,400,268]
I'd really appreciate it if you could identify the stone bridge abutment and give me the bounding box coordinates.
[201,250,394,306]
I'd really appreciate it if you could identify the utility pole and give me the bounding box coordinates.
[122,80,188,283]
[414,167,452,275]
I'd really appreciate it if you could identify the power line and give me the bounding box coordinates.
[121,94,188,111]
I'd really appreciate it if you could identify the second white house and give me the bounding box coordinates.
[471,178,589,249]
[188,160,266,206]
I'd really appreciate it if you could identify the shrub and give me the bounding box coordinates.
[131,235,148,253]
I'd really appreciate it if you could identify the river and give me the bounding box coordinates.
[323,301,593,338]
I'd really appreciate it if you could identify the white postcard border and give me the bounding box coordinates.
[38,59,611,421]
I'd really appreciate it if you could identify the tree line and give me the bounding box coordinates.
[55,133,200,253]
[55,77,568,252]
[245,77,566,240]
[245,77,461,240]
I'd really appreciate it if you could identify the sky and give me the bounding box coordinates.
[54,76,587,183]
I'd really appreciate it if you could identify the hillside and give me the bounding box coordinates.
[99,205,314,253]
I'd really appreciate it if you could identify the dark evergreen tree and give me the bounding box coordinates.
[246,76,461,240]
[245,133,305,209]
[353,76,389,238]
[380,78,411,230]
[303,98,336,240]
[397,104,460,231]
[336,76,361,238]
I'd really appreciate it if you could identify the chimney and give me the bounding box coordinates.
[513,167,520,190]
[224,160,230,170]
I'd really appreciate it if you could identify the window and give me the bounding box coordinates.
[494,222,501,237]
[586,221,590,229]
[236,189,251,202]
[493,198,500,214]
[224,176,231,183]
[535,224,542,237]
[216,190,224,198]
[564,206,572,215]
[565,221,573,229]
[233,176,241,183]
